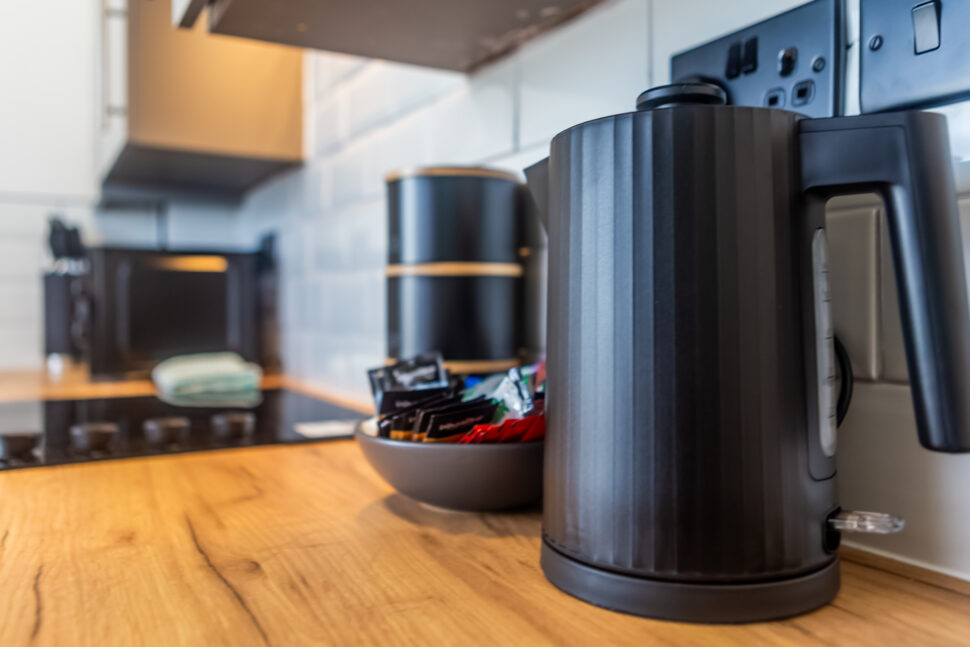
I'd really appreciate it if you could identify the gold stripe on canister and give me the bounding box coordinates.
[384,166,522,184]
[385,262,523,278]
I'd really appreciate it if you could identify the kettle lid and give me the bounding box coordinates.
[636,83,727,111]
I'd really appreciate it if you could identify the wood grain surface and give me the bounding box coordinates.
[0,439,968,646]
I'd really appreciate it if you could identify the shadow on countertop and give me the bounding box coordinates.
[358,493,542,539]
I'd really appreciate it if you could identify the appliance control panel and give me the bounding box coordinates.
[671,0,845,118]
[860,0,970,112]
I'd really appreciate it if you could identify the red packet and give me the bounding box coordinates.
[497,418,530,443]
[518,415,546,442]
[459,424,500,444]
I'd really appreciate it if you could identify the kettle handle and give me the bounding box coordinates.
[800,111,970,452]
[524,158,550,231]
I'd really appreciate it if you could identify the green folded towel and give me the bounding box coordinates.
[152,352,262,397]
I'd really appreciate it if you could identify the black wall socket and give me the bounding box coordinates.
[670,0,845,118]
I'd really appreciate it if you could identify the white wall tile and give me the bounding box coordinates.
[329,143,372,208]
[0,323,42,369]
[301,159,335,216]
[0,204,54,237]
[332,108,435,207]
[825,206,880,380]
[427,58,517,164]
[242,167,303,228]
[166,202,245,250]
[0,400,43,433]
[878,197,970,384]
[879,211,908,384]
[954,160,970,195]
[342,61,461,139]
[0,239,45,279]
[0,282,41,324]
[91,209,159,249]
[314,95,347,156]
[518,0,649,148]
[486,143,552,180]
[279,278,302,329]
[366,107,437,183]
[312,51,368,95]
[838,382,970,581]
[336,198,386,272]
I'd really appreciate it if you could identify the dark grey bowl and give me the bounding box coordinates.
[355,431,543,511]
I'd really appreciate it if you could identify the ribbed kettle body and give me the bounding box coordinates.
[542,105,838,583]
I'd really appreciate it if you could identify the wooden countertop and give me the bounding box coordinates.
[0,441,968,646]
[0,371,969,644]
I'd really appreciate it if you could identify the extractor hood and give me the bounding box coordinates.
[176,0,606,72]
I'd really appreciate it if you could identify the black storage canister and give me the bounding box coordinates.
[386,167,525,374]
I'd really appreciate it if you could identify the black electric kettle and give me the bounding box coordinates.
[524,82,970,623]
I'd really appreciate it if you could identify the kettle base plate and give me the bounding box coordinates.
[541,539,840,623]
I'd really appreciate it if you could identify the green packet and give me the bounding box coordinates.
[461,368,533,423]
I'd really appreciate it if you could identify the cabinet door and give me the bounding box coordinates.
[127,0,303,162]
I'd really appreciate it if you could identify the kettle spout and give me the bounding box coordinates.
[524,157,550,231]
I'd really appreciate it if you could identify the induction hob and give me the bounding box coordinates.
[0,388,363,471]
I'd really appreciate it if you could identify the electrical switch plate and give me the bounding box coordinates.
[860,0,970,112]
[671,0,845,118]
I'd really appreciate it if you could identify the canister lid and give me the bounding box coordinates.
[635,83,727,111]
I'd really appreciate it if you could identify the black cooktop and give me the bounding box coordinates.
[0,389,362,471]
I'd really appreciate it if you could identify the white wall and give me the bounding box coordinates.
[0,2,97,369]
[0,3,98,200]
[238,0,970,579]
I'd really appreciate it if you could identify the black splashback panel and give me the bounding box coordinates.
[0,389,361,471]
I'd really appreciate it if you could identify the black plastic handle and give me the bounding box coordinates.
[524,157,550,231]
[800,111,970,453]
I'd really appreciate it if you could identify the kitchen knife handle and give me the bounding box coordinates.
[800,111,970,453]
